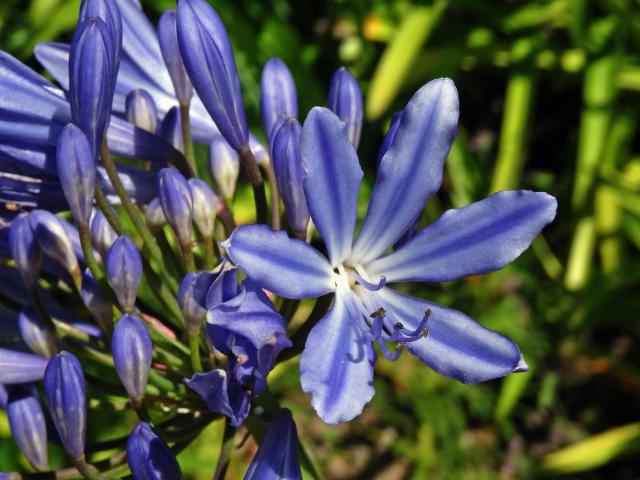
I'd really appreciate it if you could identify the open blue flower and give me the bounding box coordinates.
[223,78,557,424]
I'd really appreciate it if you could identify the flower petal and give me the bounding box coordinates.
[301,107,362,266]
[368,190,558,283]
[299,289,376,424]
[351,79,459,264]
[361,287,526,384]
[222,224,335,299]
[0,348,48,383]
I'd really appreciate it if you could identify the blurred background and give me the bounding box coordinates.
[2,0,640,478]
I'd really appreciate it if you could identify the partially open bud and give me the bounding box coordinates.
[125,89,158,133]
[29,210,79,277]
[8,213,42,290]
[260,57,297,141]
[178,272,207,335]
[90,209,117,260]
[158,9,193,104]
[188,178,217,238]
[328,67,363,149]
[159,107,184,153]
[244,409,302,480]
[18,306,56,358]
[0,348,48,384]
[209,134,239,200]
[7,385,49,471]
[105,235,142,312]
[43,351,86,461]
[57,124,96,225]
[158,168,193,248]
[112,314,152,402]
[127,422,183,480]
[145,197,168,234]
[272,118,309,237]
[81,269,113,331]
[176,0,248,149]
[69,17,118,157]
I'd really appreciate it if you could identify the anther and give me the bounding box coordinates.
[422,328,429,338]
[395,343,406,353]
[370,307,386,318]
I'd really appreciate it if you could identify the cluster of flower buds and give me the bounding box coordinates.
[0,0,558,477]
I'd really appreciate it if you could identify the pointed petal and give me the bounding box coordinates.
[0,348,48,383]
[362,287,526,384]
[351,79,459,264]
[368,191,558,282]
[301,107,362,266]
[300,290,376,424]
[185,369,250,427]
[223,224,335,299]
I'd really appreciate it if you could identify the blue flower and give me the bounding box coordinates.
[185,261,291,426]
[223,78,558,423]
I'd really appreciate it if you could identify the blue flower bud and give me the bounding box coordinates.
[328,67,363,149]
[29,210,79,276]
[158,9,193,104]
[0,385,7,409]
[56,124,96,225]
[145,197,168,234]
[18,306,56,358]
[43,351,86,460]
[244,409,302,480]
[90,209,117,260]
[81,269,113,331]
[6,385,49,471]
[0,348,47,383]
[377,110,402,166]
[158,168,193,248]
[69,17,117,157]
[127,422,183,480]
[125,89,158,133]
[176,0,248,149]
[272,118,309,237]
[209,134,239,200]
[260,57,297,141]
[105,235,142,312]
[188,178,217,238]
[8,213,42,290]
[159,107,184,153]
[112,314,152,402]
[79,0,122,66]
[178,272,207,335]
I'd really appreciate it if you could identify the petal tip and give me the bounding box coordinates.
[513,354,529,373]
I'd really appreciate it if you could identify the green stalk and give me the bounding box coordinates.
[237,145,268,224]
[93,183,125,235]
[217,199,237,237]
[77,220,104,283]
[181,243,196,272]
[188,333,203,372]
[179,102,197,176]
[203,235,216,268]
[564,216,596,291]
[213,419,236,480]
[261,160,281,229]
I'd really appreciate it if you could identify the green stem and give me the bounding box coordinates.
[93,183,124,235]
[77,221,104,283]
[181,243,196,272]
[179,102,197,176]
[188,333,203,372]
[73,457,108,480]
[261,160,281,229]
[213,419,236,480]
[217,199,237,237]
[237,145,268,224]
[203,235,216,268]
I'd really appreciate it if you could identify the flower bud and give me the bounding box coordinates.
[7,385,49,471]
[249,134,270,167]
[90,209,117,260]
[43,351,86,460]
[260,57,297,141]
[176,0,248,149]
[69,17,118,157]
[178,272,207,335]
[377,110,402,166]
[127,422,183,480]
[0,385,7,409]
[125,89,158,133]
[159,107,184,153]
[272,118,309,236]
[112,314,152,402]
[81,269,113,331]
[29,210,79,276]
[79,0,122,65]
[0,348,48,384]
[8,213,42,290]
[209,134,239,200]
[188,178,217,238]
[57,124,96,224]
[158,168,193,248]
[328,67,363,149]
[244,409,302,480]
[145,197,168,234]
[105,235,142,312]
[158,9,193,104]
[18,306,56,358]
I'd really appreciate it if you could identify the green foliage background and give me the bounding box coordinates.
[2,0,640,478]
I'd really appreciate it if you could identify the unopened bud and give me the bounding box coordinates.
[125,89,158,133]
[105,235,142,312]
[18,306,56,358]
[127,422,183,479]
[7,385,49,471]
[328,67,363,149]
[188,178,217,238]
[8,213,42,290]
[158,168,193,248]
[208,134,239,200]
[112,314,152,402]
[29,210,79,276]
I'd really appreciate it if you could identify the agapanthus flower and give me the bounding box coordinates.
[223,78,557,423]
[185,260,291,426]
